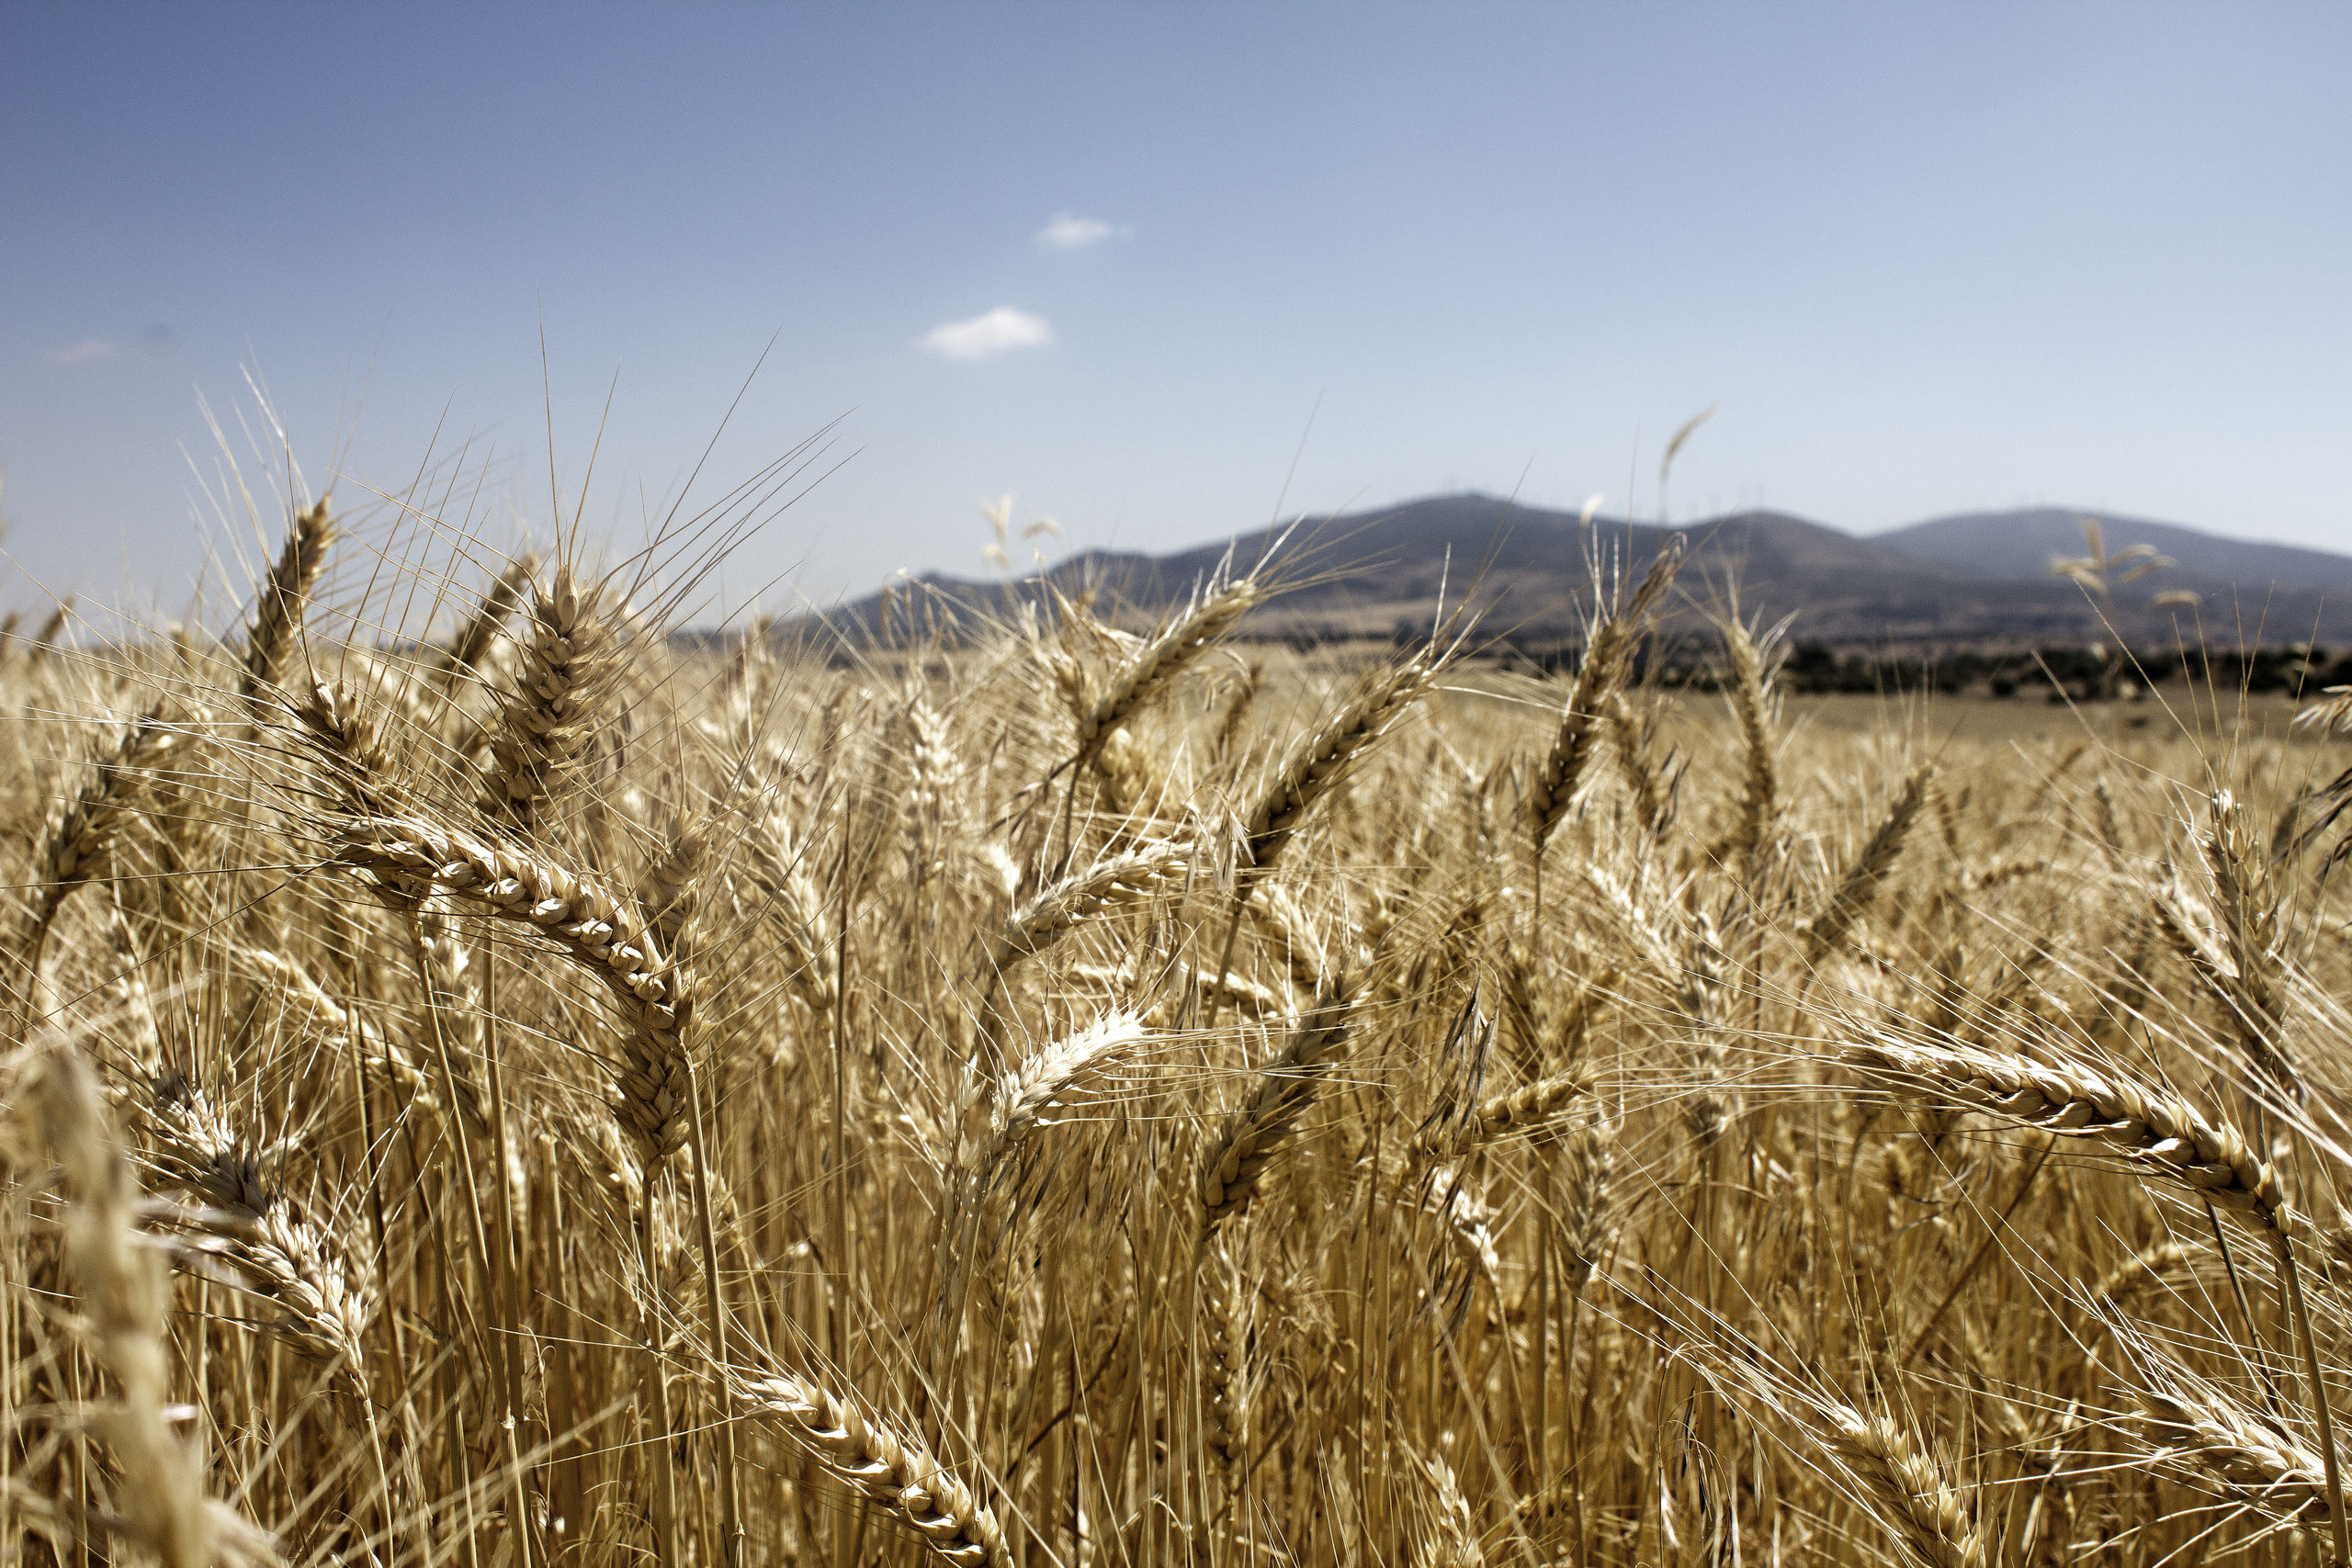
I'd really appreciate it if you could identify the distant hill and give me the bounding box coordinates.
[1876,508,2352,592]
[797,494,2352,650]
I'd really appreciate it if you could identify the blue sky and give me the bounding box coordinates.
[5,3,2348,623]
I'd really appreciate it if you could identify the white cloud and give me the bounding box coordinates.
[1036,211,1128,250]
[45,338,119,367]
[919,306,1055,362]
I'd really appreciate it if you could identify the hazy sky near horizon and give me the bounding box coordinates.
[5,3,2349,624]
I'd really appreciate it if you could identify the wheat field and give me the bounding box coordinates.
[9,477,2352,1568]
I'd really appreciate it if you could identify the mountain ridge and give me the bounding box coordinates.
[799,493,2352,649]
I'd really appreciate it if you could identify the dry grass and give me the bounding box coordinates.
[12,465,2352,1568]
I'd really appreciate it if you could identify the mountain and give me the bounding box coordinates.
[1876,508,2352,592]
[798,494,2352,650]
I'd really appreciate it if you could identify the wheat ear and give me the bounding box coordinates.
[992,840,1192,969]
[1560,1111,1617,1292]
[735,1370,1013,1568]
[1197,981,1361,1235]
[1805,765,1930,964]
[1816,1402,1984,1568]
[1074,569,1261,767]
[1239,651,1442,875]
[434,553,536,684]
[1202,1238,1250,1483]
[2138,1382,2350,1530]
[1716,608,1781,877]
[954,1010,1154,1187]
[1416,1066,1592,1160]
[292,682,692,1156]
[140,1073,378,1382]
[475,560,625,829]
[238,496,334,705]
[1840,1026,2352,1562]
[1527,537,1685,853]
[31,1042,279,1568]
[2202,789,2297,1100]
[1846,1034,2288,1225]
[21,705,180,974]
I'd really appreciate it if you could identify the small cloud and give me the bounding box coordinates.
[45,338,119,367]
[919,306,1055,362]
[1036,211,1128,250]
[141,323,179,359]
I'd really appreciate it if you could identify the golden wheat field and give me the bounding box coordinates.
[13,477,2352,1568]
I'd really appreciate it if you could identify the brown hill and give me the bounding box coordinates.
[801,493,2352,650]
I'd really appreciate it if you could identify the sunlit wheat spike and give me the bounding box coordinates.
[1241,650,1442,874]
[1073,562,1261,766]
[992,840,1192,967]
[22,704,181,964]
[29,1041,280,1568]
[1414,1064,1592,1159]
[954,1009,1154,1183]
[1197,979,1361,1235]
[2201,788,2298,1099]
[1817,1402,1984,1568]
[1805,764,1930,964]
[435,552,537,683]
[238,496,334,705]
[1846,1033,2290,1232]
[2136,1381,2350,1529]
[138,1073,379,1381]
[291,682,693,1156]
[1559,1111,1617,1292]
[735,1369,1013,1568]
[475,559,627,830]
[1527,536,1685,852]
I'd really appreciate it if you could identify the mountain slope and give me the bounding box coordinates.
[799,493,2352,649]
[1876,508,2352,591]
